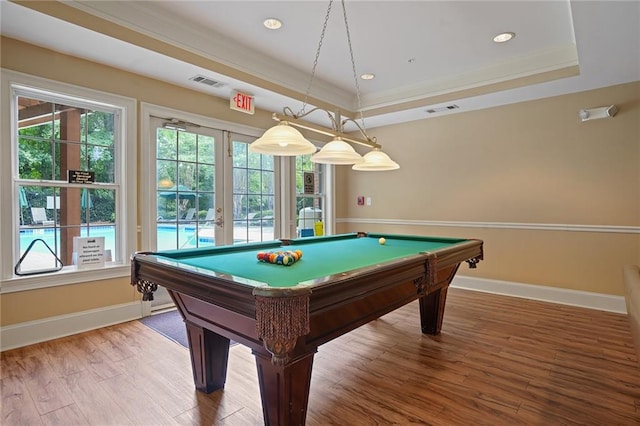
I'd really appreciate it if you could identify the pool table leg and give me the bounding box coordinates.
[185,322,230,393]
[419,286,449,335]
[253,350,315,426]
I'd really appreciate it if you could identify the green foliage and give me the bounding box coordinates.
[230,141,275,219]
[18,106,116,223]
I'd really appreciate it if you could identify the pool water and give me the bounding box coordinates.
[156,225,215,251]
[20,226,117,255]
[19,224,273,262]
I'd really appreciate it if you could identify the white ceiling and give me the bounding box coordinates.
[1,0,638,129]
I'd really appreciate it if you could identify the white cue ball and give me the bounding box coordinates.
[379,237,386,245]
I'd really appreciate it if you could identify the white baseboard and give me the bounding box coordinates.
[0,301,145,352]
[452,275,627,314]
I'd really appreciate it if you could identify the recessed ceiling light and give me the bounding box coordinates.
[263,18,282,30]
[493,32,515,43]
[360,73,375,80]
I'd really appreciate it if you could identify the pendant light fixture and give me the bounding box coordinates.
[249,0,399,171]
[352,148,399,171]
[249,121,316,156]
[311,137,363,164]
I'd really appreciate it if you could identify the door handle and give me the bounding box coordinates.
[214,207,223,227]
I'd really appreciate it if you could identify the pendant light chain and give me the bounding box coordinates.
[298,0,334,116]
[341,0,366,132]
[251,0,398,169]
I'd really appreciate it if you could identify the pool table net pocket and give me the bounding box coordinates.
[254,289,311,366]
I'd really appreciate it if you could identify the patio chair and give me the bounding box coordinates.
[182,208,196,221]
[31,207,54,226]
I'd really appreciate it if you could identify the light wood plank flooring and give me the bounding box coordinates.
[2,288,640,425]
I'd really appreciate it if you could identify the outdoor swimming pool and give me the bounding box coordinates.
[19,224,270,250]
[20,226,117,254]
[19,225,205,255]
[18,223,274,269]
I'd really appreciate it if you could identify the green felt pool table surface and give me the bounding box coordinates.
[151,233,468,288]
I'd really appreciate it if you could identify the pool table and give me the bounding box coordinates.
[131,232,483,425]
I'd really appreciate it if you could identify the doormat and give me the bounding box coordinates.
[139,309,189,348]
[139,309,237,348]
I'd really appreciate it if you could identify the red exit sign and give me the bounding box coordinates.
[230,90,254,115]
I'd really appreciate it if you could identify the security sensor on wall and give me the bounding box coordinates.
[579,105,618,122]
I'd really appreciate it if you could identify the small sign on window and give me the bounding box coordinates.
[73,236,105,269]
[68,170,95,184]
[303,172,315,194]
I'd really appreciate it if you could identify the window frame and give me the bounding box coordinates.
[291,155,329,237]
[280,151,335,239]
[0,70,137,293]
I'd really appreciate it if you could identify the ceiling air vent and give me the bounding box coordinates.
[189,75,225,88]
[426,104,459,114]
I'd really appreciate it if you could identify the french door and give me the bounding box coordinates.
[148,116,278,307]
[151,118,226,252]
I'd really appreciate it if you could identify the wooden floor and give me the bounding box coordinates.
[3,288,640,425]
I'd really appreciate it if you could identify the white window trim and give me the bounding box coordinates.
[0,69,137,293]
[324,165,336,236]
[280,157,297,239]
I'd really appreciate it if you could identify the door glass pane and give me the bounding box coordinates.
[233,168,248,193]
[157,129,177,160]
[177,132,197,162]
[233,141,247,168]
[198,135,215,164]
[198,164,214,192]
[157,160,177,190]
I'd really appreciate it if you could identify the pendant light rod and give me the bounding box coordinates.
[272,111,381,149]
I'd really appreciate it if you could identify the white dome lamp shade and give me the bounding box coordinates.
[249,121,317,156]
[352,148,399,171]
[310,137,364,165]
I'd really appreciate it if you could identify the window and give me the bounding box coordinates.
[295,155,325,237]
[1,71,136,291]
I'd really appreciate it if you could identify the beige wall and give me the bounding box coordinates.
[337,81,640,295]
[1,278,137,324]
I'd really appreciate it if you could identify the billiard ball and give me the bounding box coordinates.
[379,237,386,245]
